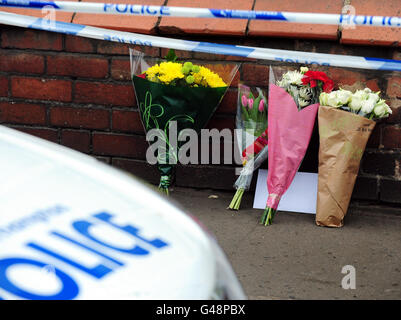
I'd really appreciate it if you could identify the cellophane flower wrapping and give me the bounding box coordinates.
[262,66,331,225]
[228,84,268,210]
[130,49,239,194]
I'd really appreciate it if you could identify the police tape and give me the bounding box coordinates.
[0,11,400,71]
[1,0,401,27]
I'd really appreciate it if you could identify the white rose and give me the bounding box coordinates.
[374,99,391,118]
[364,88,372,94]
[361,99,375,114]
[349,95,363,112]
[353,89,368,100]
[336,89,352,106]
[367,92,380,104]
[300,66,309,73]
[386,104,393,115]
[373,102,387,118]
[319,92,329,106]
[327,91,340,108]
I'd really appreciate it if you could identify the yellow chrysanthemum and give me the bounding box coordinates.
[198,66,227,88]
[145,61,185,84]
[144,61,226,87]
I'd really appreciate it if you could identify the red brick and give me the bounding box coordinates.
[241,64,270,87]
[351,177,378,201]
[325,68,365,88]
[97,42,130,55]
[382,126,401,149]
[65,35,97,53]
[0,102,46,125]
[380,179,401,204]
[387,76,401,98]
[130,45,160,57]
[94,156,111,164]
[190,52,229,62]
[50,107,110,130]
[112,158,160,184]
[111,59,131,81]
[387,99,401,123]
[394,50,401,60]
[1,29,63,51]
[0,52,44,74]
[74,82,135,107]
[73,0,163,34]
[176,164,236,190]
[206,115,235,132]
[0,76,8,97]
[97,43,160,56]
[112,110,144,132]
[47,54,109,78]
[366,124,381,148]
[11,77,72,102]
[61,129,91,153]
[14,127,59,143]
[192,51,256,63]
[216,89,237,115]
[161,48,192,60]
[248,0,342,40]
[0,0,76,23]
[362,152,397,176]
[92,133,148,158]
[159,0,253,36]
[341,0,401,47]
[365,79,381,93]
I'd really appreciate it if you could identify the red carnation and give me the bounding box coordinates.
[302,70,333,93]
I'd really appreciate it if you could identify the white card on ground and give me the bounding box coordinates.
[253,169,318,214]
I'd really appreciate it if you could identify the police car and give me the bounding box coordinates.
[0,125,246,300]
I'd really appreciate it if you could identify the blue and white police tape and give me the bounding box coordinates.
[0,11,400,71]
[0,0,401,27]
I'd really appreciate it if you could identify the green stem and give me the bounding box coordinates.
[228,188,245,210]
[260,207,276,226]
[369,113,374,120]
[158,186,169,196]
[158,174,171,196]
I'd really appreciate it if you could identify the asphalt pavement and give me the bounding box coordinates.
[169,187,401,300]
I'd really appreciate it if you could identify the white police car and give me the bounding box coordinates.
[0,125,246,300]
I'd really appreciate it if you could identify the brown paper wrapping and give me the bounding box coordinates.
[316,106,376,227]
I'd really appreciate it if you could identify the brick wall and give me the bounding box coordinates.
[0,24,400,206]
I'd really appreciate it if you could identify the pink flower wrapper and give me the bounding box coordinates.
[266,84,319,209]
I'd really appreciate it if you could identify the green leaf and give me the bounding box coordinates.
[241,105,250,122]
[165,49,178,62]
[251,96,261,120]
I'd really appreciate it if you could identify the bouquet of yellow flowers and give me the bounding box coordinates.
[144,61,227,88]
[131,49,238,194]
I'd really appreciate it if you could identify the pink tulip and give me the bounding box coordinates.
[248,98,254,109]
[258,99,265,112]
[241,95,248,107]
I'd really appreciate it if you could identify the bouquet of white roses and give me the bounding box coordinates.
[316,87,391,227]
[319,88,392,120]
